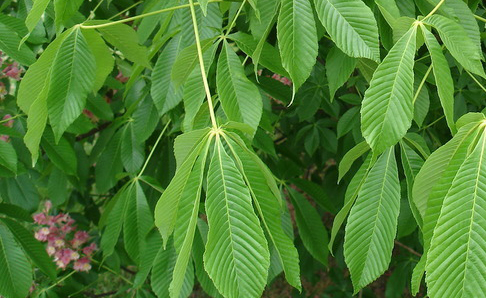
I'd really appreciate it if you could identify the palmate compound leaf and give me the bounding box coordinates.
[314,0,380,63]
[361,25,417,155]
[203,134,270,298]
[426,127,486,297]
[217,41,262,134]
[344,147,400,293]
[277,0,318,93]
[222,133,301,290]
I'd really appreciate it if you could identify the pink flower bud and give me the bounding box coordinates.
[82,243,97,256]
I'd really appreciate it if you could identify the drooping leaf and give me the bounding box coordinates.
[41,129,77,176]
[95,129,123,194]
[315,0,380,62]
[81,29,115,92]
[151,34,185,115]
[170,143,210,298]
[97,23,150,67]
[344,147,400,293]
[338,141,370,182]
[277,0,318,92]
[226,136,301,290]
[46,28,96,141]
[0,21,35,66]
[120,123,145,174]
[326,47,357,101]
[288,188,329,266]
[203,136,270,298]
[421,25,456,134]
[53,0,83,30]
[426,130,486,297]
[361,26,417,154]
[217,41,262,133]
[155,133,210,247]
[123,181,153,264]
[329,154,373,251]
[0,224,32,298]
[0,217,56,280]
[424,14,485,78]
[24,0,50,33]
[0,141,17,174]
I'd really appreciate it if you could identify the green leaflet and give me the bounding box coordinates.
[182,45,217,132]
[228,32,287,76]
[426,129,486,297]
[344,147,400,293]
[399,141,424,228]
[120,122,145,174]
[361,26,417,155]
[0,217,56,281]
[0,141,17,174]
[24,0,50,33]
[277,0,318,93]
[95,129,123,194]
[151,238,194,298]
[53,0,83,30]
[151,34,185,115]
[217,41,262,134]
[171,38,215,88]
[97,23,150,67]
[224,135,301,290]
[0,20,35,66]
[0,224,32,298]
[424,14,486,78]
[81,29,114,93]
[170,142,209,298]
[329,154,373,252]
[326,47,357,101]
[203,136,270,298]
[193,220,222,297]
[288,187,329,267]
[421,25,455,134]
[314,0,380,62]
[100,183,130,258]
[41,128,77,176]
[123,181,153,264]
[47,27,96,142]
[412,122,480,220]
[338,141,370,182]
[155,132,210,247]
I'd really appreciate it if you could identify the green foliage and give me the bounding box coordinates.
[1,0,486,297]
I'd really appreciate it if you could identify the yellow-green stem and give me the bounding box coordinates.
[223,0,246,38]
[422,0,445,21]
[136,120,171,178]
[188,0,218,128]
[80,0,223,29]
[412,64,432,105]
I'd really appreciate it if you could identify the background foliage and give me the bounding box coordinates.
[1,0,486,297]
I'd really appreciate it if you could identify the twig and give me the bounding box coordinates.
[76,121,112,141]
[394,240,422,257]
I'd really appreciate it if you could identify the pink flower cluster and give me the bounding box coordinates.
[271,73,292,86]
[0,114,14,142]
[33,201,97,272]
[2,62,21,81]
